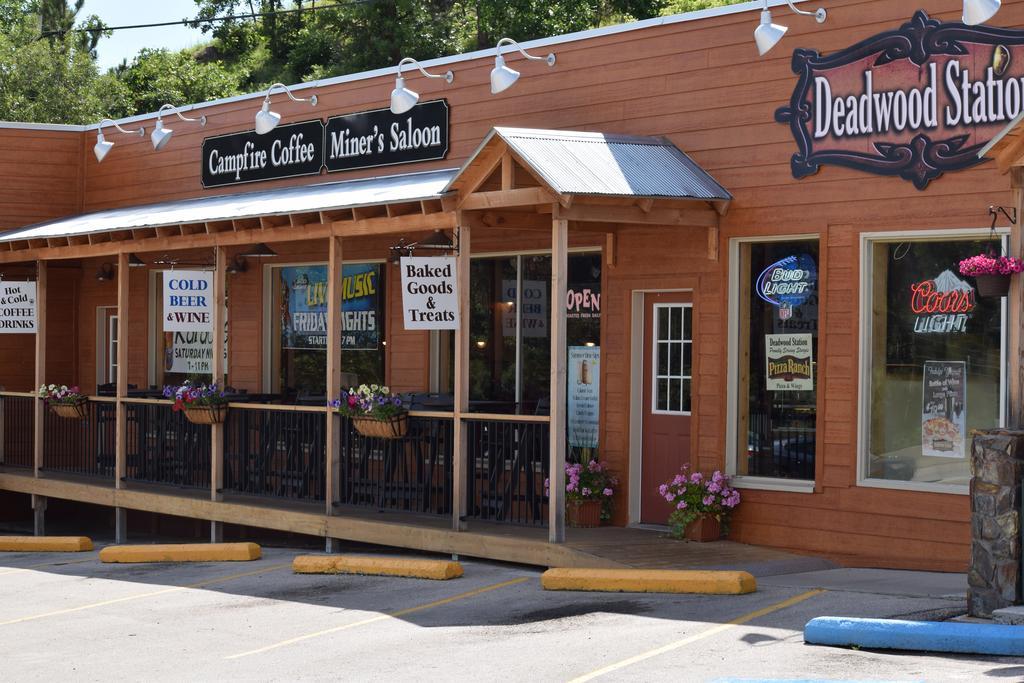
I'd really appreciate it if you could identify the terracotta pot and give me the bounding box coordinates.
[684,516,721,542]
[50,402,87,420]
[352,413,408,439]
[183,405,227,425]
[567,499,602,528]
[974,274,1011,297]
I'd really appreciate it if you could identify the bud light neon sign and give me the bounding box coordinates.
[756,254,817,320]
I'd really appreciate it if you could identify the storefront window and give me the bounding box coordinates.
[270,263,385,399]
[864,238,1003,488]
[734,240,819,481]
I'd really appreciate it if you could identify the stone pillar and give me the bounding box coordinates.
[969,430,1024,617]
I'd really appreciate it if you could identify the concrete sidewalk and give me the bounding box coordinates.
[760,567,966,600]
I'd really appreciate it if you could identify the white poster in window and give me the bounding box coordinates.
[921,361,967,459]
[765,334,813,391]
[165,307,228,374]
[568,346,600,448]
[163,271,213,332]
[0,281,36,333]
[400,257,458,330]
[501,279,548,338]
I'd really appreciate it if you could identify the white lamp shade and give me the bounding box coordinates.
[490,55,520,94]
[151,121,173,150]
[390,77,419,115]
[254,101,281,135]
[754,11,788,56]
[94,135,114,163]
[963,0,1000,25]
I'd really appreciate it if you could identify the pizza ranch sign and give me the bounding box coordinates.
[776,10,1024,189]
[910,270,976,333]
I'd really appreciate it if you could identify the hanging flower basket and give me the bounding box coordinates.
[182,404,227,425]
[567,499,602,528]
[684,516,722,542]
[352,413,408,439]
[50,402,88,420]
[974,274,1011,298]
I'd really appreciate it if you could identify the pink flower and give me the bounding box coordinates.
[603,488,613,497]
[664,493,674,502]
[658,484,668,496]
[703,495,714,506]
[676,501,687,510]
[707,482,721,493]
[690,472,703,484]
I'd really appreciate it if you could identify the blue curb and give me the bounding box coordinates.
[805,617,1024,656]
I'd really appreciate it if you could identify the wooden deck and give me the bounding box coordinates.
[0,468,823,574]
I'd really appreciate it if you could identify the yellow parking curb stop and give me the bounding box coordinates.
[0,536,94,552]
[99,542,261,563]
[293,555,464,580]
[541,568,756,594]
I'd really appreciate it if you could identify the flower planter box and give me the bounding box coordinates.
[975,274,1011,298]
[183,405,227,425]
[567,499,602,528]
[684,516,721,542]
[50,402,87,420]
[352,413,408,439]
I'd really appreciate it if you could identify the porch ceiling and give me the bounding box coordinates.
[980,111,1024,173]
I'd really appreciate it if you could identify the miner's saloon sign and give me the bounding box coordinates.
[776,11,1024,189]
[202,100,449,188]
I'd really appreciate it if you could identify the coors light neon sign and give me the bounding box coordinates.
[910,270,976,334]
[776,11,1024,189]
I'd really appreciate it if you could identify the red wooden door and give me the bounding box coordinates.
[640,293,693,524]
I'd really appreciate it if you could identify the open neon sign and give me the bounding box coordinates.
[756,254,816,319]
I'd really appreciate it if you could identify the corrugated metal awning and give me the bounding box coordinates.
[0,168,456,244]
[448,127,731,201]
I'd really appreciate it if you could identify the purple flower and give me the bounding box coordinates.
[602,488,613,497]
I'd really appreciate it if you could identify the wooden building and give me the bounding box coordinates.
[1,0,1020,571]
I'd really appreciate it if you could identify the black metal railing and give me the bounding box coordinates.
[465,417,550,526]
[126,401,211,490]
[41,400,116,478]
[0,393,35,469]
[224,406,326,503]
[746,409,815,480]
[339,414,453,515]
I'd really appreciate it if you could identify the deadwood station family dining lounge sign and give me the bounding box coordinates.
[776,10,1024,189]
[201,99,449,187]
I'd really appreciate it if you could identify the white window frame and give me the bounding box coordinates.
[726,234,819,494]
[108,314,119,384]
[857,228,1008,497]
[649,302,692,416]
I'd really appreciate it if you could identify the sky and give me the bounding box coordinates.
[84,0,207,71]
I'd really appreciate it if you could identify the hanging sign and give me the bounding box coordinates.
[325,100,449,173]
[756,254,816,320]
[0,281,36,333]
[279,264,381,351]
[163,271,213,332]
[765,334,813,391]
[776,10,1024,189]
[400,256,458,330]
[201,120,325,188]
[568,346,601,449]
[921,361,967,458]
[910,269,975,334]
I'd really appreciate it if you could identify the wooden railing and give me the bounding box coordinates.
[0,391,35,469]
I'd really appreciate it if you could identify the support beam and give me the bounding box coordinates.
[115,252,129,489]
[115,507,127,544]
[452,216,470,532]
[549,212,568,543]
[32,494,45,536]
[1009,167,1024,427]
[210,521,223,543]
[556,203,719,227]
[33,260,46,477]
[459,187,554,211]
[325,236,344,516]
[211,247,227,503]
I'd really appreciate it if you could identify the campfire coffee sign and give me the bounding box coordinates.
[202,100,449,188]
[776,11,1024,189]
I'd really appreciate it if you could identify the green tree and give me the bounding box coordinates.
[661,0,745,15]
[38,0,109,56]
[114,48,244,115]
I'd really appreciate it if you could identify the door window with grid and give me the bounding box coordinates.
[652,304,692,414]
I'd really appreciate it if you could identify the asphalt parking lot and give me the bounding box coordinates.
[1,545,1022,682]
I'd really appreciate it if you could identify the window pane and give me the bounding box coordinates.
[669,378,681,412]
[657,342,668,376]
[866,239,1001,486]
[669,342,681,377]
[683,343,692,377]
[684,306,692,340]
[658,307,669,340]
[682,378,692,412]
[670,307,682,340]
[657,378,668,411]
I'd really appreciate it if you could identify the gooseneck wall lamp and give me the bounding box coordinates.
[390,57,454,115]
[963,0,1001,25]
[490,38,556,95]
[255,83,318,135]
[754,0,826,56]
[151,104,207,151]
[93,119,145,163]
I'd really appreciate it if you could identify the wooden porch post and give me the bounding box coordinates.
[1009,167,1024,428]
[210,247,227,542]
[114,252,129,543]
[32,260,46,479]
[325,236,343,549]
[452,217,470,531]
[549,211,568,543]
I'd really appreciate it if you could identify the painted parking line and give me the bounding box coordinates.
[0,556,97,577]
[227,576,531,659]
[568,589,826,683]
[0,562,292,627]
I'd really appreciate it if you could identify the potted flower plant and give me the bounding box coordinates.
[659,466,740,542]
[38,384,88,419]
[332,384,407,439]
[546,458,618,528]
[163,380,228,425]
[958,253,1024,297]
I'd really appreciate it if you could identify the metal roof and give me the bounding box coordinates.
[449,127,731,201]
[0,168,456,243]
